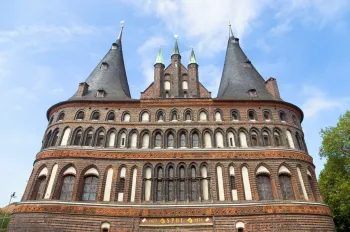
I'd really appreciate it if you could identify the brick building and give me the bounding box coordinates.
[8,25,335,231]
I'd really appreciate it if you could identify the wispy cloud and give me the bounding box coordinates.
[301,85,350,119]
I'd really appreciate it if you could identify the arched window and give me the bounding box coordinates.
[107,111,115,121]
[82,176,99,201]
[122,113,131,122]
[49,116,54,125]
[201,166,209,201]
[307,170,317,201]
[91,111,100,121]
[141,133,150,149]
[60,127,71,146]
[216,166,225,201]
[164,80,171,91]
[107,131,116,147]
[119,132,127,148]
[279,111,287,122]
[263,110,271,121]
[50,129,59,147]
[248,110,256,121]
[167,167,174,201]
[117,167,126,202]
[57,112,65,121]
[192,133,199,148]
[165,91,169,98]
[185,111,192,121]
[157,112,164,122]
[231,110,240,121]
[215,111,222,121]
[144,167,152,201]
[72,129,82,146]
[180,133,186,148]
[274,131,282,146]
[215,131,224,148]
[84,129,93,146]
[76,111,85,120]
[60,175,75,201]
[256,173,273,200]
[179,166,186,201]
[199,111,207,121]
[204,132,212,148]
[279,173,294,200]
[229,166,237,200]
[190,166,197,201]
[155,133,162,148]
[101,222,110,232]
[171,111,177,121]
[167,133,174,148]
[130,132,137,148]
[141,111,150,122]
[236,222,245,232]
[96,131,105,147]
[156,167,163,201]
[296,132,304,151]
[103,168,113,201]
[262,131,270,146]
[251,131,259,146]
[227,132,236,147]
[239,132,248,148]
[182,80,188,90]
[35,176,47,200]
[242,166,252,200]
[130,168,137,202]
[286,130,295,149]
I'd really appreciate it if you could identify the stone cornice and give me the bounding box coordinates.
[35,149,313,164]
[13,202,331,218]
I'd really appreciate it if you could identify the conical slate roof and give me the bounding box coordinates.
[217,31,276,100]
[69,27,131,101]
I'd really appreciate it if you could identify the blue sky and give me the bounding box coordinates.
[0,0,350,207]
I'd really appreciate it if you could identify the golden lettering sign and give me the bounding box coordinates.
[139,217,213,227]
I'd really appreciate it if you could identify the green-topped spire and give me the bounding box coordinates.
[172,34,180,55]
[155,47,164,65]
[189,48,197,65]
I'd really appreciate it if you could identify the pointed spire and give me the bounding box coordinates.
[155,47,164,65]
[188,47,197,65]
[117,21,124,41]
[172,34,180,55]
[229,21,234,39]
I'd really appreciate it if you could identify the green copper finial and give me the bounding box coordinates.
[189,47,197,65]
[172,34,180,55]
[155,47,164,65]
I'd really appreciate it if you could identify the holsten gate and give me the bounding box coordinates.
[8,25,335,231]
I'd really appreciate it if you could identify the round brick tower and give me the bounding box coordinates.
[8,25,335,231]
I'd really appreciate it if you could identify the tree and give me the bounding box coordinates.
[319,111,350,232]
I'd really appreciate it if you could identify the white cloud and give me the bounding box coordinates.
[301,86,350,119]
[198,64,222,96]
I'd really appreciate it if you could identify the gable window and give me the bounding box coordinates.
[164,81,171,91]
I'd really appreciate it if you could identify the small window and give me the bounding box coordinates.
[167,133,174,148]
[157,112,164,122]
[192,133,199,148]
[96,89,105,98]
[274,131,281,146]
[165,91,169,98]
[248,89,257,97]
[180,133,186,148]
[73,130,83,145]
[262,131,270,146]
[76,111,85,120]
[122,113,131,122]
[183,91,187,98]
[279,111,287,122]
[57,112,65,121]
[231,110,239,121]
[185,111,192,121]
[164,81,171,91]
[248,110,256,121]
[91,111,100,121]
[263,111,271,121]
[251,132,258,146]
[141,111,150,122]
[107,111,115,121]
[84,130,93,146]
[199,111,207,121]
[171,112,177,121]
[182,80,188,90]
[96,131,105,147]
[100,62,108,70]
[215,111,222,121]
[155,133,162,148]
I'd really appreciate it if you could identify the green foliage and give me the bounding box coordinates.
[0,212,11,232]
[319,111,350,232]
